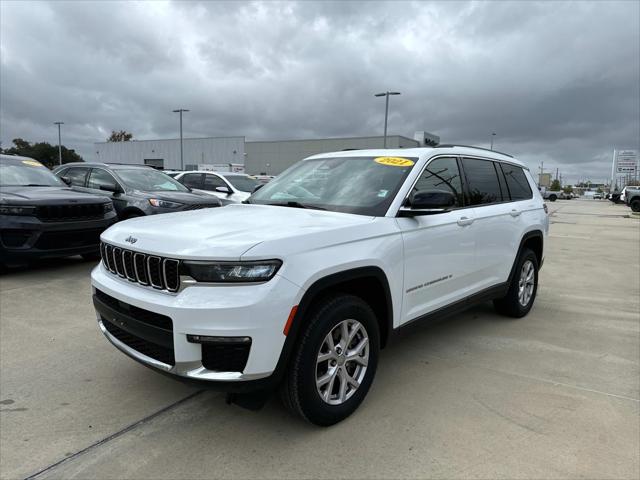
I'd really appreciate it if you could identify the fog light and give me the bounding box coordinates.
[187,335,251,344]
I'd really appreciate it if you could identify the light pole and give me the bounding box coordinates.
[374,91,401,148]
[54,122,64,165]
[490,132,496,150]
[172,109,189,169]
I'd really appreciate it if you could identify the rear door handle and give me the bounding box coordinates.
[510,209,521,217]
[457,216,474,226]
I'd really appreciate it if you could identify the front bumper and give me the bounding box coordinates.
[0,213,117,266]
[91,262,301,389]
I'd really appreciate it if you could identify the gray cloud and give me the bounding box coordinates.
[1,0,638,183]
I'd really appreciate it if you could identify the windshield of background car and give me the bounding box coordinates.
[115,168,189,192]
[0,158,64,187]
[222,174,260,192]
[249,156,417,216]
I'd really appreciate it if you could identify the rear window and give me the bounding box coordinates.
[500,164,533,200]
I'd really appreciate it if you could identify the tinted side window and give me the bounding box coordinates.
[88,169,118,190]
[203,174,227,191]
[462,158,503,205]
[65,167,88,187]
[181,173,203,189]
[500,164,533,201]
[412,157,463,207]
[495,162,509,200]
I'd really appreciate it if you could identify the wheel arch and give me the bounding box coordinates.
[271,266,393,388]
[120,207,145,219]
[508,230,544,285]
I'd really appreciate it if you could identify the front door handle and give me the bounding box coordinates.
[510,209,521,217]
[457,216,474,226]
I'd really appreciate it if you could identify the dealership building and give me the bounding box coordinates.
[93,131,439,175]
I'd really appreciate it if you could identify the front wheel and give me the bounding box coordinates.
[493,248,539,318]
[548,194,557,202]
[280,294,379,426]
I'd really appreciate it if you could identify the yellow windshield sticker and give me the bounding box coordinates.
[22,160,43,167]
[374,156,414,167]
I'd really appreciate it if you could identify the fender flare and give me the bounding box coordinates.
[507,230,544,286]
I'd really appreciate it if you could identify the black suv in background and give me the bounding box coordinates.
[53,163,221,219]
[0,155,117,267]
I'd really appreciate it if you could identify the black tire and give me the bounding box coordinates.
[81,251,101,261]
[493,248,539,318]
[548,194,557,202]
[280,294,380,426]
[631,199,640,213]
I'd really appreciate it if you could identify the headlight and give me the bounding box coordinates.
[149,199,183,208]
[0,205,36,216]
[103,203,114,212]
[181,260,282,283]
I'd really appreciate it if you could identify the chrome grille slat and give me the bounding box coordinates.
[123,250,136,281]
[134,253,149,285]
[101,242,179,292]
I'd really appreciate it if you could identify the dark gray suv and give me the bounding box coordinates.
[53,163,221,220]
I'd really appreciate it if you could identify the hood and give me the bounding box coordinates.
[101,204,376,259]
[133,190,220,205]
[0,186,110,205]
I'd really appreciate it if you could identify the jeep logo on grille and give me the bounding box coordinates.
[125,236,138,244]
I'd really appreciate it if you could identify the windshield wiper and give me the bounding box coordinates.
[268,201,327,210]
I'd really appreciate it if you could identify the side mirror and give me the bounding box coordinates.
[60,176,72,186]
[252,184,265,193]
[399,191,456,216]
[99,183,122,194]
[215,186,233,195]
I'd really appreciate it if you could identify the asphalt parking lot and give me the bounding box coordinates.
[1,199,638,480]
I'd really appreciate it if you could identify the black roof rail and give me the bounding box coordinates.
[434,144,514,158]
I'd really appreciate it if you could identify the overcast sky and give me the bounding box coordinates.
[1,0,638,183]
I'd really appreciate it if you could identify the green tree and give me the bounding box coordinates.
[2,138,83,169]
[550,179,562,191]
[107,130,133,142]
[563,185,574,194]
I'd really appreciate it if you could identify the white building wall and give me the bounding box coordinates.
[94,137,245,170]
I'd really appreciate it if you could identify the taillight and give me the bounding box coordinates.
[543,204,548,214]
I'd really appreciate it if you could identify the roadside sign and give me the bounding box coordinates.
[615,150,638,174]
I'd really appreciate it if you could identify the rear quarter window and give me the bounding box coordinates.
[500,164,533,200]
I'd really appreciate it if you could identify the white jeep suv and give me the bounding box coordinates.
[92,146,548,425]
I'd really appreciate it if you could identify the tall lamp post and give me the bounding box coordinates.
[172,109,189,169]
[374,91,401,148]
[490,132,496,150]
[54,122,64,165]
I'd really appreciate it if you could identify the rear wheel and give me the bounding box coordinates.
[493,248,539,318]
[631,199,640,213]
[280,294,379,426]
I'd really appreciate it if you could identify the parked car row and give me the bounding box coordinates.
[0,156,223,268]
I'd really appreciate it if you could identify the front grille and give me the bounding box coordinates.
[100,242,180,292]
[36,203,105,222]
[35,228,102,250]
[202,342,251,372]
[102,318,175,366]
[182,204,218,211]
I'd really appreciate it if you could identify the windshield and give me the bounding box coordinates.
[221,174,260,192]
[249,156,416,216]
[0,158,64,187]
[115,168,189,192]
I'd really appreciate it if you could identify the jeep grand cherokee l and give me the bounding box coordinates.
[53,163,221,220]
[0,155,117,267]
[91,146,548,425]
